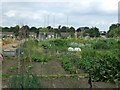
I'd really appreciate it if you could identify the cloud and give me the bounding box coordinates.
[1,0,119,31]
[65,0,118,16]
[4,10,16,17]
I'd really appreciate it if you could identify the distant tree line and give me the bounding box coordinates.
[0,23,120,38]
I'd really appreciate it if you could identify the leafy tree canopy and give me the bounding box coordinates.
[107,23,120,37]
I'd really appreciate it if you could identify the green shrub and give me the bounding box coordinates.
[93,40,110,50]
[81,49,96,58]
[93,39,119,50]
[32,55,47,62]
[49,39,70,47]
[39,40,51,49]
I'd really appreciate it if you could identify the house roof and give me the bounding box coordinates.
[47,32,54,35]
[77,32,83,35]
[60,32,70,37]
[29,32,37,35]
[0,32,14,34]
[39,32,54,35]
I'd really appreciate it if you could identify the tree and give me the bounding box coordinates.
[54,28,59,33]
[54,28,61,38]
[68,27,75,33]
[76,27,90,37]
[47,26,54,32]
[84,27,89,30]
[58,25,61,29]
[68,27,75,38]
[47,26,52,30]
[14,25,20,37]
[84,27,100,37]
[60,26,68,32]
[30,27,39,37]
[78,27,89,32]
[0,26,2,31]
[107,28,120,37]
[76,27,81,32]
[107,23,120,37]
[19,25,30,39]
[39,28,48,32]
[2,27,10,32]
[90,27,100,37]
[30,27,37,32]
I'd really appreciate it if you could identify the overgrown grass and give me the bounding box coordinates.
[21,39,54,62]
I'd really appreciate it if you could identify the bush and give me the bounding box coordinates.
[49,39,70,46]
[93,39,119,50]
[93,40,110,50]
[39,40,51,49]
[32,55,47,62]
[81,49,96,58]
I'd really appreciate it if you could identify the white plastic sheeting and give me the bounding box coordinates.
[68,47,81,52]
[68,47,74,51]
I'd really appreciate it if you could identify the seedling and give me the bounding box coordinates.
[25,64,33,73]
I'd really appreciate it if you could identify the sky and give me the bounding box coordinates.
[0,0,119,31]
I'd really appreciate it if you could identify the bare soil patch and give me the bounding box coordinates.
[30,60,66,75]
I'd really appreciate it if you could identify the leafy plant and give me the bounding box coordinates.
[32,55,47,62]
[25,64,33,73]
[10,65,22,72]
[61,56,77,74]
[9,74,42,88]
[77,51,120,84]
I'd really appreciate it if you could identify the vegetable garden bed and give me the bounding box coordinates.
[2,38,120,88]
